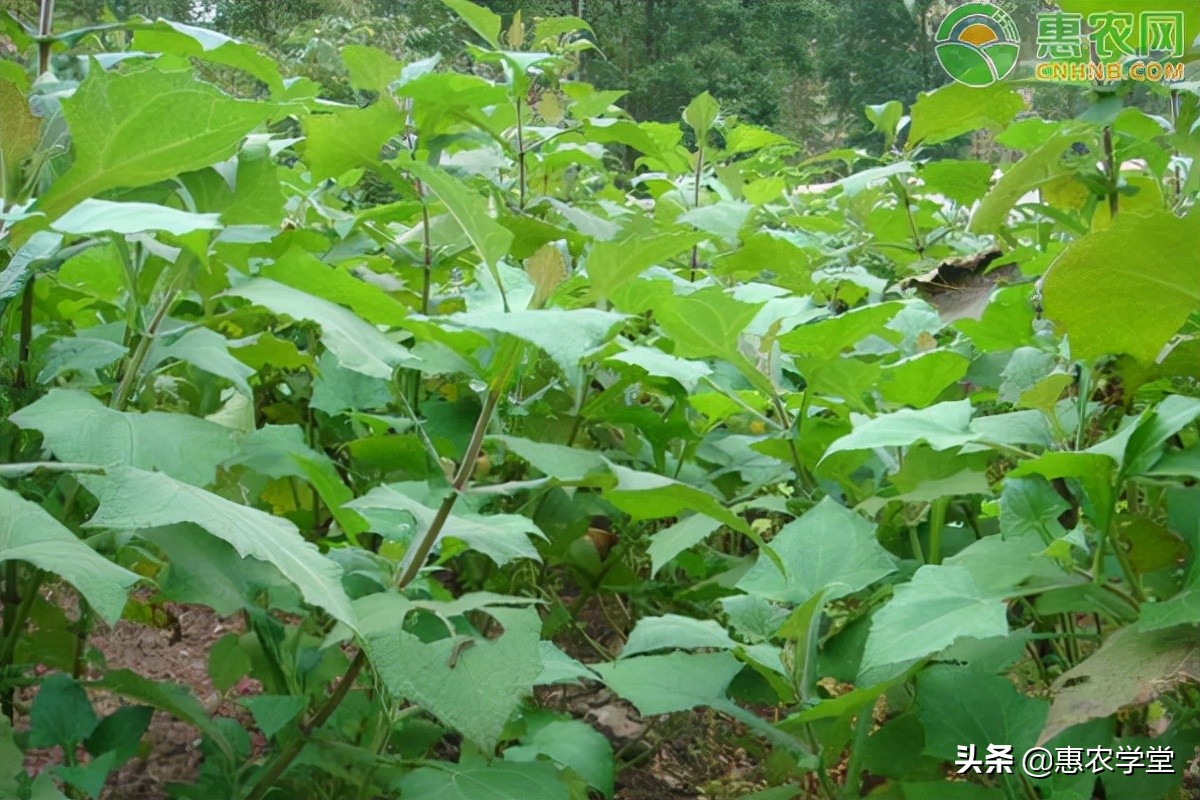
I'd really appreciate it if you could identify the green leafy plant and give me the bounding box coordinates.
[1,1,1198,798]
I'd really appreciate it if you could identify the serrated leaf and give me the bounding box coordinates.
[82,466,356,630]
[1042,211,1200,363]
[11,389,241,487]
[446,308,624,378]
[346,483,543,567]
[620,614,737,658]
[397,760,569,800]
[441,0,502,48]
[683,91,719,137]
[0,488,138,625]
[369,604,542,752]
[36,67,273,224]
[1040,625,1200,744]
[407,160,514,279]
[907,83,1024,148]
[736,498,896,604]
[860,565,1008,679]
[592,651,742,715]
[228,278,414,379]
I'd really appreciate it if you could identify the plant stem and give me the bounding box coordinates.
[13,0,56,391]
[689,135,704,281]
[395,388,499,588]
[242,382,507,799]
[1102,125,1119,219]
[515,95,527,209]
[242,651,367,800]
[927,497,948,565]
[111,259,189,411]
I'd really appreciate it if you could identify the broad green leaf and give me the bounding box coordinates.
[0,231,63,316]
[879,350,969,408]
[537,641,598,685]
[0,76,39,184]
[85,705,153,763]
[303,101,405,180]
[651,287,763,359]
[310,352,391,415]
[1040,624,1200,744]
[225,424,364,538]
[38,337,127,383]
[584,228,703,300]
[837,162,913,197]
[779,302,905,361]
[683,91,719,137]
[82,466,356,629]
[446,308,625,378]
[606,346,713,392]
[397,761,569,800]
[491,436,608,484]
[341,44,403,93]
[603,461,749,534]
[592,651,742,715]
[259,247,410,327]
[943,534,1069,596]
[228,278,414,379]
[823,400,977,458]
[145,326,255,396]
[0,487,138,624]
[620,614,737,658]
[143,524,296,616]
[346,483,543,567]
[51,199,222,236]
[1042,211,1200,363]
[916,666,1048,759]
[36,67,273,224]
[920,159,994,205]
[907,83,1024,148]
[407,160,514,278]
[28,675,99,749]
[860,565,1008,679]
[441,0,502,48]
[506,714,613,798]
[969,131,1077,233]
[240,695,307,739]
[131,21,283,95]
[678,200,751,244]
[647,514,722,575]
[736,497,896,604]
[11,389,241,487]
[1124,396,1200,477]
[999,477,1069,542]
[368,604,542,751]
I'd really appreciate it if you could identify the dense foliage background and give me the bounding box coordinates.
[1,1,1199,799]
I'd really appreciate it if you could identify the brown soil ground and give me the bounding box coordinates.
[9,588,772,799]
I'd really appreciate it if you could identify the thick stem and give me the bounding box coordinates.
[38,0,56,74]
[14,0,55,390]
[1102,125,1119,219]
[242,383,507,799]
[111,261,189,411]
[927,497,948,565]
[395,389,500,588]
[14,282,33,390]
[242,650,367,800]
[419,186,433,317]
[689,138,704,281]
[515,95,527,209]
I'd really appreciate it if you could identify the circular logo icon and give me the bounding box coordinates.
[935,2,1021,87]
